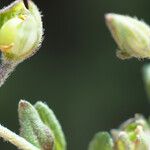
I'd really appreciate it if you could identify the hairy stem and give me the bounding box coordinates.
[0,124,39,150]
[0,60,18,87]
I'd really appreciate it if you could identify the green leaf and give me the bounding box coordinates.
[18,100,54,150]
[88,132,114,150]
[35,101,66,150]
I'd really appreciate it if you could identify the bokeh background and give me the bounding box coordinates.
[0,0,150,149]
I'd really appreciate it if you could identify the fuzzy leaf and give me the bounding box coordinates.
[35,101,66,150]
[18,100,54,150]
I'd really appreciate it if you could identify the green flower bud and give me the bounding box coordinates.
[105,13,150,59]
[0,0,43,62]
[35,101,67,150]
[90,115,150,150]
[113,115,150,150]
[18,100,54,150]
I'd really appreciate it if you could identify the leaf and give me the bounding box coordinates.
[18,100,54,150]
[35,101,66,150]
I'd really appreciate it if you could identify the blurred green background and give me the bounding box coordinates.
[0,0,150,149]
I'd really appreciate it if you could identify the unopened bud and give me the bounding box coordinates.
[105,13,150,59]
[113,115,150,150]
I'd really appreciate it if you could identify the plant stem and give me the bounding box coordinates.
[0,124,39,150]
[0,60,18,87]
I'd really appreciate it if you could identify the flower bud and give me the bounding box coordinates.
[0,0,43,62]
[112,115,150,150]
[105,13,150,59]
[90,115,150,150]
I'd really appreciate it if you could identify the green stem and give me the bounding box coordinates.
[0,124,39,150]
